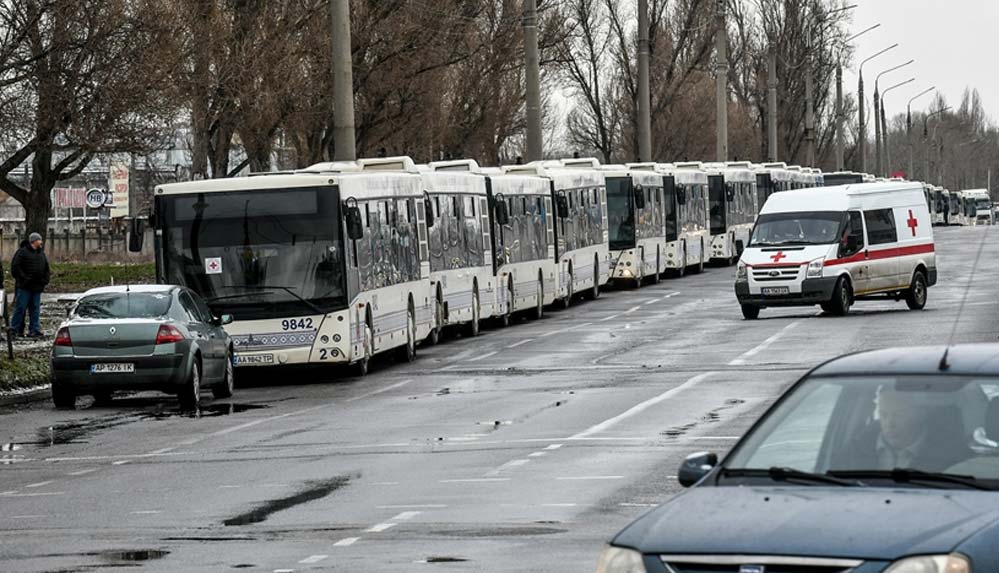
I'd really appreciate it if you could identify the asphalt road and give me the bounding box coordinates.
[1,226,997,572]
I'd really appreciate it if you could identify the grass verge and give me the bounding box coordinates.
[0,348,50,393]
[47,262,156,293]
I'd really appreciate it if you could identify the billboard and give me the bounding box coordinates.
[108,164,130,218]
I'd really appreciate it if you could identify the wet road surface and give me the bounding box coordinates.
[1,226,997,572]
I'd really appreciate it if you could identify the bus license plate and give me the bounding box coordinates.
[91,363,134,374]
[761,287,790,296]
[236,354,274,365]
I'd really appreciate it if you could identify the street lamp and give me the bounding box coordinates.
[923,106,951,185]
[858,43,898,173]
[881,77,915,176]
[874,59,914,175]
[802,4,857,166]
[906,87,935,179]
[834,23,881,170]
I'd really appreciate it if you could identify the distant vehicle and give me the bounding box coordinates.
[736,181,936,319]
[963,189,993,226]
[50,285,234,410]
[678,162,759,266]
[948,190,965,226]
[931,185,948,225]
[823,170,866,186]
[751,162,795,207]
[599,344,999,573]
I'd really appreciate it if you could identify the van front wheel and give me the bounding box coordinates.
[741,304,760,320]
[827,277,852,316]
[905,271,928,310]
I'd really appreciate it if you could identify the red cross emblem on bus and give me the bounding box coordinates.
[770,251,787,263]
[906,209,919,237]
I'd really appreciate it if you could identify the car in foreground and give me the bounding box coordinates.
[598,344,999,573]
[51,285,235,410]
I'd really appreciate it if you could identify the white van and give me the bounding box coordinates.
[735,182,936,319]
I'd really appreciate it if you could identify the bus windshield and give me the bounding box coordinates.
[159,186,347,320]
[976,198,992,210]
[751,211,846,246]
[606,177,635,250]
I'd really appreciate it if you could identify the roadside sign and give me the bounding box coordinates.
[108,164,130,218]
[85,188,108,209]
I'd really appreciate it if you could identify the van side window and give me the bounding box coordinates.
[863,209,897,245]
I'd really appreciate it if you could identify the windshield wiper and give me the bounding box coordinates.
[721,467,861,487]
[829,469,993,491]
[207,285,326,315]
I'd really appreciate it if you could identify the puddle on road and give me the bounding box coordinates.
[145,402,270,420]
[99,549,169,562]
[223,476,350,526]
[421,556,470,563]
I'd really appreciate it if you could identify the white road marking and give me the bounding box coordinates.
[622,305,642,315]
[346,379,413,402]
[619,502,659,507]
[273,569,295,573]
[556,476,624,480]
[643,298,661,305]
[663,292,679,299]
[333,537,360,547]
[569,372,715,439]
[390,511,421,521]
[130,510,161,515]
[435,364,461,372]
[24,480,54,488]
[218,485,241,489]
[0,491,65,497]
[541,503,578,507]
[147,446,175,455]
[728,320,801,365]
[528,452,546,458]
[506,338,534,349]
[371,482,400,486]
[439,478,510,483]
[466,351,498,362]
[366,522,397,533]
[211,404,327,437]
[544,444,563,450]
[112,460,130,466]
[299,555,329,564]
[177,438,200,446]
[598,313,621,322]
[67,468,97,476]
[539,322,592,338]
[10,515,46,519]
[377,504,446,509]
[484,459,529,477]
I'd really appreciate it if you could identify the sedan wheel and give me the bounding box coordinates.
[213,351,235,399]
[179,360,201,411]
[52,383,76,410]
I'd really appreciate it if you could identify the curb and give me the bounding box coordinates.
[0,385,51,407]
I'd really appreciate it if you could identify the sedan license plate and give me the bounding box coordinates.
[761,286,790,296]
[91,363,134,374]
[235,354,274,365]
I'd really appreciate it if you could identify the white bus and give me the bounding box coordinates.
[515,159,611,305]
[489,168,558,322]
[152,165,433,375]
[929,185,947,225]
[948,190,964,225]
[752,163,795,209]
[964,189,993,225]
[681,162,758,265]
[602,165,673,287]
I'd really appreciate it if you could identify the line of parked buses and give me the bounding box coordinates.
[145,157,988,375]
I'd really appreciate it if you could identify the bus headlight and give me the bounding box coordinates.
[884,554,970,573]
[595,545,645,573]
[735,261,747,281]
[806,258,824,278]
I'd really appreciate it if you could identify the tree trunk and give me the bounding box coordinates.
[24,172,54,240]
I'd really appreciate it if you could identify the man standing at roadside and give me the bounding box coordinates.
[10,232,50,339]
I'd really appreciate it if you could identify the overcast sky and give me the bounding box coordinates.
[844,0,998,121]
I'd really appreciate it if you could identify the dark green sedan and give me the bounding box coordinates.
[50,285,235,410]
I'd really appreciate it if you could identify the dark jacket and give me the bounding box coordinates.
[11,240,50,292]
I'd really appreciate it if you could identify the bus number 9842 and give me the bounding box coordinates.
[281,318,314,331]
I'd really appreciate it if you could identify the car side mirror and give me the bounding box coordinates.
[677,451,717,487]
[424,195,435,228]
[345,204,364,241]
[128,218,145,253]
[556,194,569,219]
[218,314,234,326]
[494,200,510,226]
[634,185,646,209]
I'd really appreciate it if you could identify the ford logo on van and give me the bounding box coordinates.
[768,270,780,277]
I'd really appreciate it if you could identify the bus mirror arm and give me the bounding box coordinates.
[127,218,145,253]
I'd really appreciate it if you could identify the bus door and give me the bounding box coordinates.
[708,174,727,236]
[663,176,678,243]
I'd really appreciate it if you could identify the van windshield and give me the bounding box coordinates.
[751,211,846,246]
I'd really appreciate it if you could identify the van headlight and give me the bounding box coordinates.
[736,261,747,281]
[884,554,970,573]
[806,258,824,278]
[595,545,645,573]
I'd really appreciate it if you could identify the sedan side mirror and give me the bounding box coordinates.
[214,314,234,326]
[677,451,718,487]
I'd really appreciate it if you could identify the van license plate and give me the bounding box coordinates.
[761,287,790,296]
[235,354,274,365]
[91,363,134,374]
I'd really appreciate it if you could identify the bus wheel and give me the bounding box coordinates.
[741,304,760,320]
[501,283,514,327]
[634,262,643,289]
[675,247,687,278]
[428,296,444,345]
[353,324,372,376]
[467,291,481,337]
[398,308,416,362]
[905,271,928,310]
[560,271,573,309]
[653,253,662,284]
[534,279,544,320]
[587,260,601,300]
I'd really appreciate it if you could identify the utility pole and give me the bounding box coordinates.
[331,0,356,161]
[637,0,652,162]
[835,65,844,170]
[714,0,728,162]
[805,56,816,167]
[523,0,543,162]
[874,86,882,176]
[906,87,934,180]
[881,77,914,176]
[858,44,898,174]
[767,48,778,162]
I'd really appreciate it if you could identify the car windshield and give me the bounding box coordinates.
[750,211,845,246]
[159,186,347,320]
[75,293,172,319]
[723,375,999,489]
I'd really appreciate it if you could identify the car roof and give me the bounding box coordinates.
[811,344,999,377]
[81,284,178,296]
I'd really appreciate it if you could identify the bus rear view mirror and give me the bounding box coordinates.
[677,188,687,205]
[127,218,145,253]
[556,194,569,219]
[634,185,646,209]
[725,184,736,202]
[494,200,510,226]
[345,205,364,241]
[424,195,435,228]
